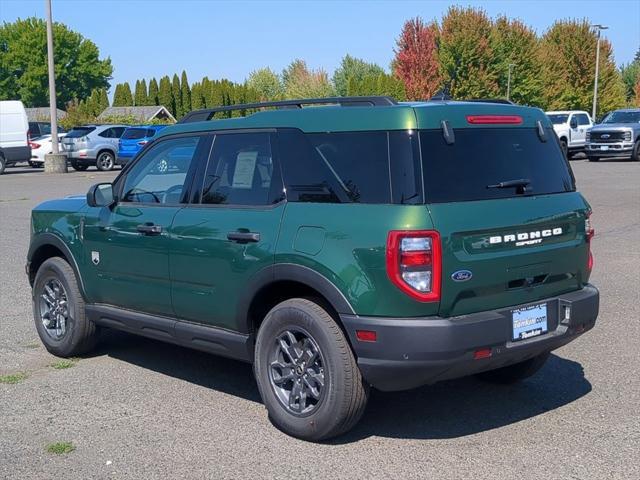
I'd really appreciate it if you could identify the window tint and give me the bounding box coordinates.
[147,129,157,137]
[122,128,148,140]
[65,127,95,138]
[112,127,126,138]
[420,128,574,203]
[121,136,201,204]
[389,131,422,204]
[547,114,569,125]
[576,114,590,126]
[201,133,281,206]
[98,128,114,138]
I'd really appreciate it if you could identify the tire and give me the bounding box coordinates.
[254,298,369,441]
[0,154,5,174]
[71,162,89,171]
[632,140,640,162]
[560,139,568,159]
[588,156,600,162]
[96,151,115,171]
[476,351,550,384]
[29,161,40,168]
[32,257,98,357]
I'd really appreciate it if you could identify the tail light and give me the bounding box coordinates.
[386,230,441,302]
[466,115,523,125]
[137,140,148,146]
[29,141,41,149]
[585,212,594,271]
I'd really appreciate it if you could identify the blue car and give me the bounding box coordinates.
[117,125,166,165]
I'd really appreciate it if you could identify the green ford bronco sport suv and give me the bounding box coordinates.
[27,96,599,441]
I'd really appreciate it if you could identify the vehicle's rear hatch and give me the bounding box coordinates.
[415,106,591,317]
[62,126,96,151]
[119,128,149,154]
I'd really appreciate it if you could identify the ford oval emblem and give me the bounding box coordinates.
[451,270,473,282]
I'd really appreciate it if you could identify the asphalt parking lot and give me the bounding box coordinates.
[1,159,638,480]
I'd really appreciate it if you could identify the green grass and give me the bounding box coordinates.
[51,359,78,370]
[0,372,27,384]
[46,442,76,455]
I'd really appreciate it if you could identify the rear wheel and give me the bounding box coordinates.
[476,351,550,384]
[0,154,6,174]
[254,298,369,441]
[96,151,115,171]
[29,161,40,168]
[33,257,98,357]
[588,156,600,162]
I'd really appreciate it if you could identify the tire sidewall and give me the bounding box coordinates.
[33,258,82,356]
[254,301,352,440]
[97,151,114,171]
[632,140,640,162]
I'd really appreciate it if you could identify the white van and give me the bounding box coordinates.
[0,100,31,174]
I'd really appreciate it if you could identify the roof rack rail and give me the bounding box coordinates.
[179,96,398,123]
[465,98,517,105]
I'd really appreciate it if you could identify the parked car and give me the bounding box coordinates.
[28,121,66,138]
[0,100,31,174]
[29,133,67,168]
[117,125,166,166]
[27,96,599,441]
[546,110,593,157]
[61,124,127,171]
[585,108,640,162]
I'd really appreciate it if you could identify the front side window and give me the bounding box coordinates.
[201,132,281,206]
[121,136,201,204]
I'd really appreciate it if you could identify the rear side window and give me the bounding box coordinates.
[147,129,157,137]
[122,128,148,140]
[420,128,575,203]
[65,127,96,138]
[278,129,421,204]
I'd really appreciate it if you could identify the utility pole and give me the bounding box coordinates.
[44,0,67,173]
[506,63,516,101]
[591,24,609,121]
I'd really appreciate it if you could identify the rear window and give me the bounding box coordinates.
[547,114,568,125]
[65,127,96,138]
[420,128,575,203]
[122,128,148,140]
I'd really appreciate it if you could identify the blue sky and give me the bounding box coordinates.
[2,0,639,92]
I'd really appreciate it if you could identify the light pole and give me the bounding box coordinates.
[506,63,516,101]
[44,0,67,173]
[591,24,609,121]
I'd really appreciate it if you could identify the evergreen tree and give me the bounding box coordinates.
[158,76,174,113]
[180,71,191,117]
[148,78,159,105]
[112,84,123,107]
[134,79,148,106]
[98,88,109,112]
[171,73,181,118]
[333,55,385,97]
[191,82,204,110]
[112,82,133,107]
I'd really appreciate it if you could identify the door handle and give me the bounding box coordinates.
[137,223,162,235]
[227,231,260,243]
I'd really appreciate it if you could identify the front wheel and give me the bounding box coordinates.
[96,151,115,171]
[476,351,550,384]
[632,140,640,162]
[254,298,369,441]
[33,257,99,357]
[71,162,89,171]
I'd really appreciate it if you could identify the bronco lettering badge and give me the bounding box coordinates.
[489,227,563,247]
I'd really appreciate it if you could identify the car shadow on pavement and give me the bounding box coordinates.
[93,330,591,443]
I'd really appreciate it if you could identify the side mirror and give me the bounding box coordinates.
[87,183,115,207]
[570,117,578,128]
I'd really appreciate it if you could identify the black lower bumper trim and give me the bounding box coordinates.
[341,285,599,391]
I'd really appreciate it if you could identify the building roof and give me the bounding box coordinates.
[97,106,176,123]
[26,107,67,121]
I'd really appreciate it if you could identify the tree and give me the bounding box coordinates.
[620,47,640,105]
[180,71,191,116]
[635,76,640,107]
[333,55,385,97]
[246,67,283,101]
[0,17,112,108]
[540,20,626,115]
[282,59,334,99]
[112,82,133,107]
[171,73,181,117]
[393,18,441,100]
[148,78,159,105]
[97,88,109,112]
[490,16,544,105]
[158,76,173,112]
[191,82,204,110]
[134,79,148,106]
[438,7,498,99]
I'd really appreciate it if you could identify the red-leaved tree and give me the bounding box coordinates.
[393,17,441,100]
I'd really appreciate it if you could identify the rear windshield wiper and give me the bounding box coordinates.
[487,178,531,193]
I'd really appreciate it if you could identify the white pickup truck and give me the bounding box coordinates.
[546,110,593,157]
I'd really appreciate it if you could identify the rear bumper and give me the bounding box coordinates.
[341,285,599,391]
[66,150,95,162]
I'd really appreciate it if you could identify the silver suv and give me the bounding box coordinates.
[62,125,127,171]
